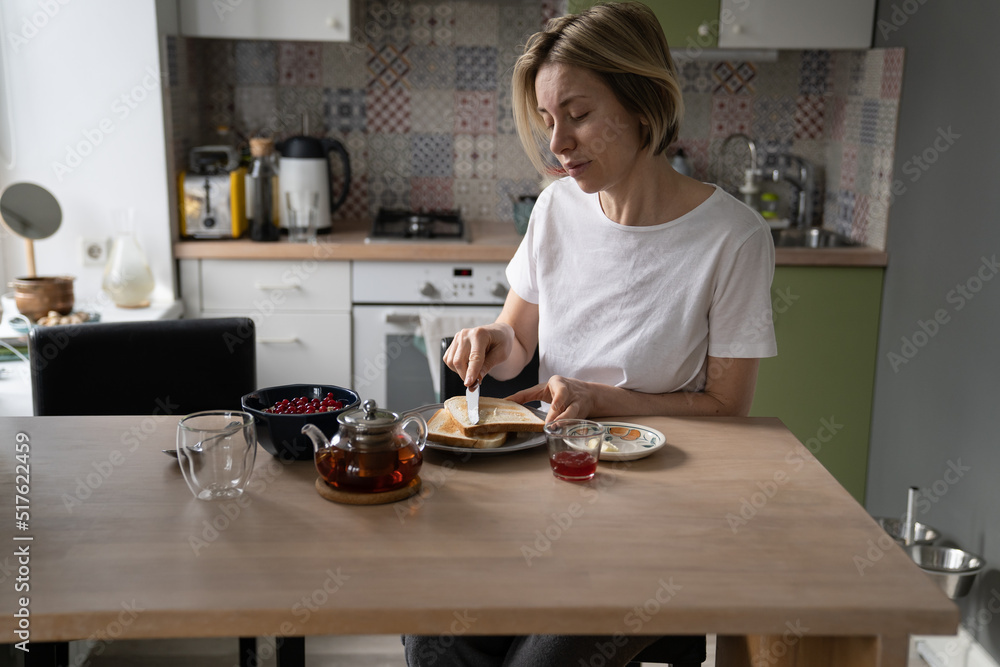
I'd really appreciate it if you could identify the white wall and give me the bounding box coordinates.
[0,0,175,307]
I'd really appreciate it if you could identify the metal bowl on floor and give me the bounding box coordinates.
[905,545,985,599]
[874,517,940,546]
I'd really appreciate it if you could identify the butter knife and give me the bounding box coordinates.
[466,377,481,425]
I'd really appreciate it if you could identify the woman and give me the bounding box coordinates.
[445,2,776,423]
[406,3,776,665]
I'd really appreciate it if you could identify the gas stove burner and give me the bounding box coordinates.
[366,208,468,243]
[406,214,435,237]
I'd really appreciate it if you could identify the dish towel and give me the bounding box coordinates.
[418,309,501,402]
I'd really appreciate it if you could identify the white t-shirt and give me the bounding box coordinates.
[506,177,777,394]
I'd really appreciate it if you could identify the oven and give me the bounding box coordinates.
[351,260,510,412]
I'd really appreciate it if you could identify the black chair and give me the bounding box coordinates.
[439,336,540,401]
[27,317,303,667]
[30,317,256,417]
[627,635,707,666]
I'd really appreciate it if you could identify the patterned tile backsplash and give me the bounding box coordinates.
[167,1,902,250]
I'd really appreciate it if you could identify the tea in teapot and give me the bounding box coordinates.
[303,399,426,494]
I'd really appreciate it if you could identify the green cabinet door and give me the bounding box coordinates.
[566,0,720,48]
[749,267,884,504]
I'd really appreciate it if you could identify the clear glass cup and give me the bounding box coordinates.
[544,419,605,482]
[177,411,257,500]
[285,190,319,244]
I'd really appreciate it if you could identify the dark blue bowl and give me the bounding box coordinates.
[241,384,360,461]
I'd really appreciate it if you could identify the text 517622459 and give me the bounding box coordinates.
[13,431,31,652]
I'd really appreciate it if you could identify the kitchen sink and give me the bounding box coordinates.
[771,227,858,248]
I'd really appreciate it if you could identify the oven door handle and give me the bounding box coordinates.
[384,312,421,326]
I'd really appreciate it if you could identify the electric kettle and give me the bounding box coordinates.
[276,135,351,234]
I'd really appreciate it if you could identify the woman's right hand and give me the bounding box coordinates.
[443,323,514,387]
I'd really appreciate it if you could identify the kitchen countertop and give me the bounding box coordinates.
[174,221,889,267]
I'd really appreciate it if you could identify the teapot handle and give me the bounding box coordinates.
[400,411,428,451]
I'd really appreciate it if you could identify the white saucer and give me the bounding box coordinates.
[597,422,667,461]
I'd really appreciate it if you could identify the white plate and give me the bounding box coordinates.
[597,422,667,461]
[412,403,547,455]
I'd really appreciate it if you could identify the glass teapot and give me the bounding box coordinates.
[302,399,426,493]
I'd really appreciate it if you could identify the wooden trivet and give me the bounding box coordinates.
[314,476,421,505]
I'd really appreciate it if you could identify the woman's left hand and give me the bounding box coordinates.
[506,375,597,422]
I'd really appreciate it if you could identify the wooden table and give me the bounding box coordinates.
[0,415,956,665]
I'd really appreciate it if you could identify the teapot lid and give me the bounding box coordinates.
[338,399,399,431]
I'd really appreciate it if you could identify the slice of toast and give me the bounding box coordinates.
[428,409,508,449]
[443,396,545,437]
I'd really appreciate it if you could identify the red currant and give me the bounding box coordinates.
[263,393,346,414]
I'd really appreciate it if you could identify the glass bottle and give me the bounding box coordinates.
[102,208,155,308]
[248,137,280,242]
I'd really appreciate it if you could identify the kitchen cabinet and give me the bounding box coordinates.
[568,0,720,48]
[178,259,351,389]
[567,0,875,50]
[750,267,884,504]
[178,0,351,42]
[718,0,875,49]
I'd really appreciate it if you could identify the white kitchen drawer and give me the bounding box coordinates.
[201,260,350,312]
[200,311,352,389]
[178,0,351,42]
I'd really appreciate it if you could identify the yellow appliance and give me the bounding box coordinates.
[179,146,247,238]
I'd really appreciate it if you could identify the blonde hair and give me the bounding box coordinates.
[512,2,684,176]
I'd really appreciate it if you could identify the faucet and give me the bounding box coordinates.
[719,133,760,210]
[764,154,814,229]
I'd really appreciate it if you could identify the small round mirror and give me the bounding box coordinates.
[0,182,62,240]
